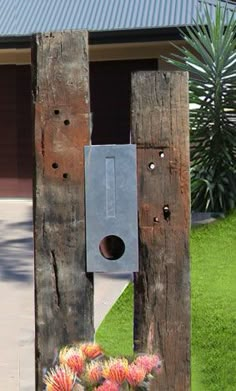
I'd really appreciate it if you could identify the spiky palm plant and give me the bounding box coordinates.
[165,2,236,212]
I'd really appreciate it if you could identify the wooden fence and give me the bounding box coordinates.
[32,30,190,391]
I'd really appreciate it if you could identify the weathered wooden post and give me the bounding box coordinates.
[131,72,190,390]
[32,31,93,390]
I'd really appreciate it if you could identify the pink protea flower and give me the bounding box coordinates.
[85,361,103,384]
[135,354,161,374]
[126,363,146,386]
[103,358,128,385]
[44,365,75,391]
[59,347,85,376]
[95,380,120,391]
[80,343,103,359]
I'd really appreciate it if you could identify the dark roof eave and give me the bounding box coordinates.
[89,27,183,44]
[0,35,32,48]
[0,26,185,49]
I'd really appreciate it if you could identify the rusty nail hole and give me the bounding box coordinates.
[153,217,159,223]
[54,109,60,115]
[148,162,156,170]
[52,162,59,169]
[159,150,165,158]
[64,119,70,126]
[63,173,69,179]
[163,204,171,221]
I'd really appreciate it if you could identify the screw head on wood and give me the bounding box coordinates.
[159,151,165,158]
[148,162,156,170]
[163,205,171,221]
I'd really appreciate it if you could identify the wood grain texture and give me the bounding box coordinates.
[32,31,93,390]
[131,71,190,390]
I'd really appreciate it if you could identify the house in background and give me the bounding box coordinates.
[0,0,234,197]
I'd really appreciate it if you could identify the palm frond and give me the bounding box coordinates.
[163,1,236,212]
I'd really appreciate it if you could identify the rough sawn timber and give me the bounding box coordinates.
[131,71,190,390]
[32,31,93,390]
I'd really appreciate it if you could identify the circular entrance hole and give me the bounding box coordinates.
[99,235,125,260]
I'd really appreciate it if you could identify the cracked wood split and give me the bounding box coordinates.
[50,250,61,309]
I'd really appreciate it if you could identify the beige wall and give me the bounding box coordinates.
[0,41,184,69]
[0,49,31,64]
[89,41,184,67]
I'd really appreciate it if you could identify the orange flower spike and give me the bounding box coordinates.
[126,363,146,387]
[103,358,128,385]
[80,343,103,359]
[135,354,161,374]
[85,362,103,384]
[44,365,75,391]
[66,352,85,377]
[58,346,85,376]
[95,380,120,391]
[59,346,72,365]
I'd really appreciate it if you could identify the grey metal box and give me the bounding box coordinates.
[84,144,138,272]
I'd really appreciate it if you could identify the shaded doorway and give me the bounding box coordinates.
[0,65,32,197]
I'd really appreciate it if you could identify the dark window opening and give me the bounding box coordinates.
[90,59,158,145]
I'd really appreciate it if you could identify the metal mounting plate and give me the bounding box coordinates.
[84,144,138,272]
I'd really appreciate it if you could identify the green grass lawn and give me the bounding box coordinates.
[96,210,236,390]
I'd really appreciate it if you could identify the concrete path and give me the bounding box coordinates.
[0,199,130,390]
[0,199,34,391]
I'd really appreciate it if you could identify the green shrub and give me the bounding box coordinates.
[165,2,236,212]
